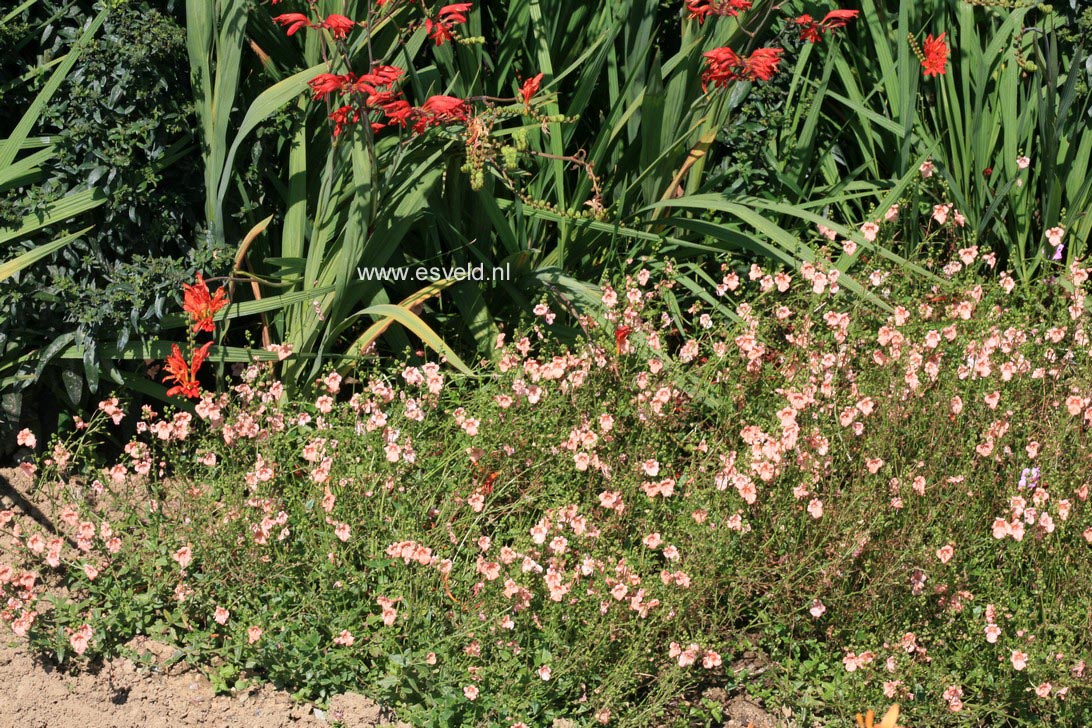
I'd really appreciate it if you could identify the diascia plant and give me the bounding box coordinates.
[5,238,1092,725]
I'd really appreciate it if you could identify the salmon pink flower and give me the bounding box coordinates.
[1011,650,1028,670]
[69,624,93,655]
[214,606,230,625]
[173,544,193,570]
[16,428,36,449]
[248,626,263,644]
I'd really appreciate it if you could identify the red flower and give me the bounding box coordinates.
[381,99,415,127]
[921,32,948,77]
[685,0,752,23]
[745,47,782,81]
[352,65,404,96]
[820,8,859,29]
[422,95,468,117]
[520,73,544,106]
[329,105,360,138]
[614,326,633,354]
[309,73,351,101]
[702,46,782,88]
[162,342,212,399]
[424,2,472,46]
[321,13,356,40]
[272,13,313,36]
[412,95,469,133]
[794,9,859,43]
[794,15,822,43]
[182,274,229,333]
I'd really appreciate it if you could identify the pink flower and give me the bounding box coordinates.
[1016,155,1030,169]
[936,543,955,564]
[1035,682,1052,698]
[807,498,824,519]
[333,629,355,646]
[214,606,230,625]
[16,429,36,449]
[537,665,552,680]
[463,685,479,700]
[69,624,93,655]
[809,599,826,618]
[919,159,935,178]
[702,650,722,669]
[859,222,879,242]
[1045,226,1065,248]
[1011,650,1028,670]
[932,203,952,225]
[985,624,1001,643]
[173,545,193,570]
[247,626,263,644]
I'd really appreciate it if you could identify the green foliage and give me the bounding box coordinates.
[8,253,1092,725]
[0,0,213,438]
[815,0,1092,284]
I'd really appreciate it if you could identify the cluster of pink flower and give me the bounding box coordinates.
[668,641,722,669]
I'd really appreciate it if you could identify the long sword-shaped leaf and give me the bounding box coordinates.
[0,226,91,281]
[0,8,108,170]
[342,303,474,375]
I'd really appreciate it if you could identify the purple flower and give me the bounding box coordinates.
[1052,244,1064,261]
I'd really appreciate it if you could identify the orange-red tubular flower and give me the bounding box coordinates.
[182,274,229,333]
[162,342,212,399]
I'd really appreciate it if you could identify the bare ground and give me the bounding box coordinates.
[0,635,407,728]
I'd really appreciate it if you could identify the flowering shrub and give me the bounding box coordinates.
[5,237,1092,724]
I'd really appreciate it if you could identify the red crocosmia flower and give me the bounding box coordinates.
[615,325,633,354]
[702,46,782,88]
[422,94,469,118]
[163,342,212,399]
[273,13,313,36]
[794,15,822,43]
[745,47,783,81]
[794,9,858,43]
[424,2,472,46]
[321,14,356,40]
[821,9,859,28]
[329,105,360,138]
[381,100,415,127]
[183,274,229,333]
[309,73,351,101]
[921,32,948,77]
[686,0,752,23]
[520,73,544,106]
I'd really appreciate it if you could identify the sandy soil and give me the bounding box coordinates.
[0,635,408,728]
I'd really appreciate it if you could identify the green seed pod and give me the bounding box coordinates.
[501,145,519,170]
